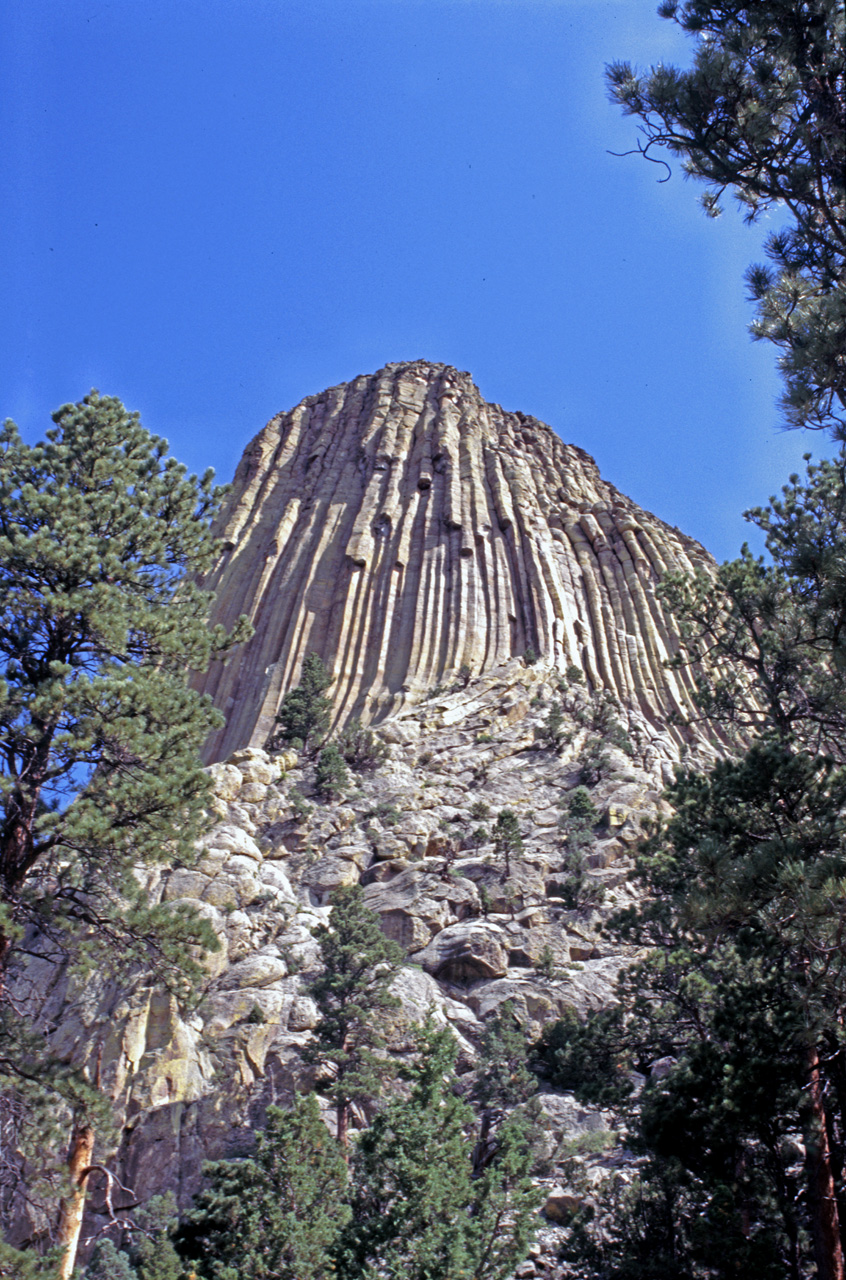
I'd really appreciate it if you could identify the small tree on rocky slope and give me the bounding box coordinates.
[306,884,403,1148]
[269,652,333,753]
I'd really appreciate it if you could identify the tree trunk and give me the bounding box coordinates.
[805,1044,845,1280]
[337,1099,349,1157]
[56,1120,95,1280]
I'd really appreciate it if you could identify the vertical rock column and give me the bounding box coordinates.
[194,361,713,763]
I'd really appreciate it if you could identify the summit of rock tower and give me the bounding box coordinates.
[194,360,713,763]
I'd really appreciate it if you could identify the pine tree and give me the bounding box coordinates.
[0,393,249,984]
[306,884,403,1148]
[180,1094,348,1280]
[268,652,332,753]
[492,809,523,879]
[538,701,569,752]
[132,1195,184,1280]
[336,718,389,770]
[335,1023,541,1280]
[607,0,846,439]
[314,743,349,801]
[86,1240,138,1280]
[472,999,537,1174]
[0,394,249,1276]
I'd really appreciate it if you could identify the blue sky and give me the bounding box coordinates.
[2,0,814,562]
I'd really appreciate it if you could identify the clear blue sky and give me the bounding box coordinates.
[2,0,814,562]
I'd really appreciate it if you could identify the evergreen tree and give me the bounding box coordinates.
[335,1023,541,1280]
[607,0,846,438]
[472,999,537,1173]
[538,701,569,752]
[132,1195,183,1280]
[86,1240,138,1280]
[662,450,846,751]
[179,1094,348,1280]
[492,809,523,879]
[336,718,389,771]
[0,394,249,983]
[306,884,403,1147]
[554,744,846,1279]
[314,743,349,800]
[0,394,249,1275]
[268,652,332,753]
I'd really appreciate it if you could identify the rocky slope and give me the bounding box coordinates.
[11,363,724,1272]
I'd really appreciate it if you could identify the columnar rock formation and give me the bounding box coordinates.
[9,363,733,1272]
[195,361,713,763]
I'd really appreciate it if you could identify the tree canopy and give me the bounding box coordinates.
[607,0,845,438]
[0,392,250,1274]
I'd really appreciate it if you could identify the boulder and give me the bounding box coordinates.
[363,867,480,951]
[414,921,510,982]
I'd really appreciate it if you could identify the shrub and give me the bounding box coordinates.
[315,744,349,800]
[337,719,389,770]
[288,786,313,821]
[538,701,570,752]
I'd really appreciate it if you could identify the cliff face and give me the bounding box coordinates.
[195,360,712,763]
[9,364,724,1272]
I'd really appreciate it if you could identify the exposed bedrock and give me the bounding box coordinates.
[195,360,714,763]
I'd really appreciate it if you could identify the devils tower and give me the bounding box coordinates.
[195,359,712,762]
[9,361,725,1265]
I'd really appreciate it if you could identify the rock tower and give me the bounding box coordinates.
[195,360,712,762]
[10,362,726,1269]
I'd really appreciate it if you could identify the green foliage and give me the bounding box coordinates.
[0,1242,61,1278]
[577,736,609,786]
[564,663,584,684]
[547,854,605,912]
[535,1007,633,1109]
[538,701,570,752]
[492,809,523,878]
[86,1240,139,1280]
[362,801,401,826]
[607,0,845,439]
[84,1196,182,1280]
[564,786,598,831]
[181,1094,348,1280]
[559,742,846,1275]
[0,394,249,1247]
[314,743,349,800]
[0,394,244,982]
[474,1000,536,1117]
[662,451,846,748]
[523,645,538,666]
[270,653,332,753]
[469,799,491,820]
[287,785,312,820]
[335,1023,541,1280]
[336,718,389,771]
[307,885,403,1143]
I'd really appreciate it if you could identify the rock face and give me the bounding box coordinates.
[9,364,725,1273]
[195,360,712,763]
